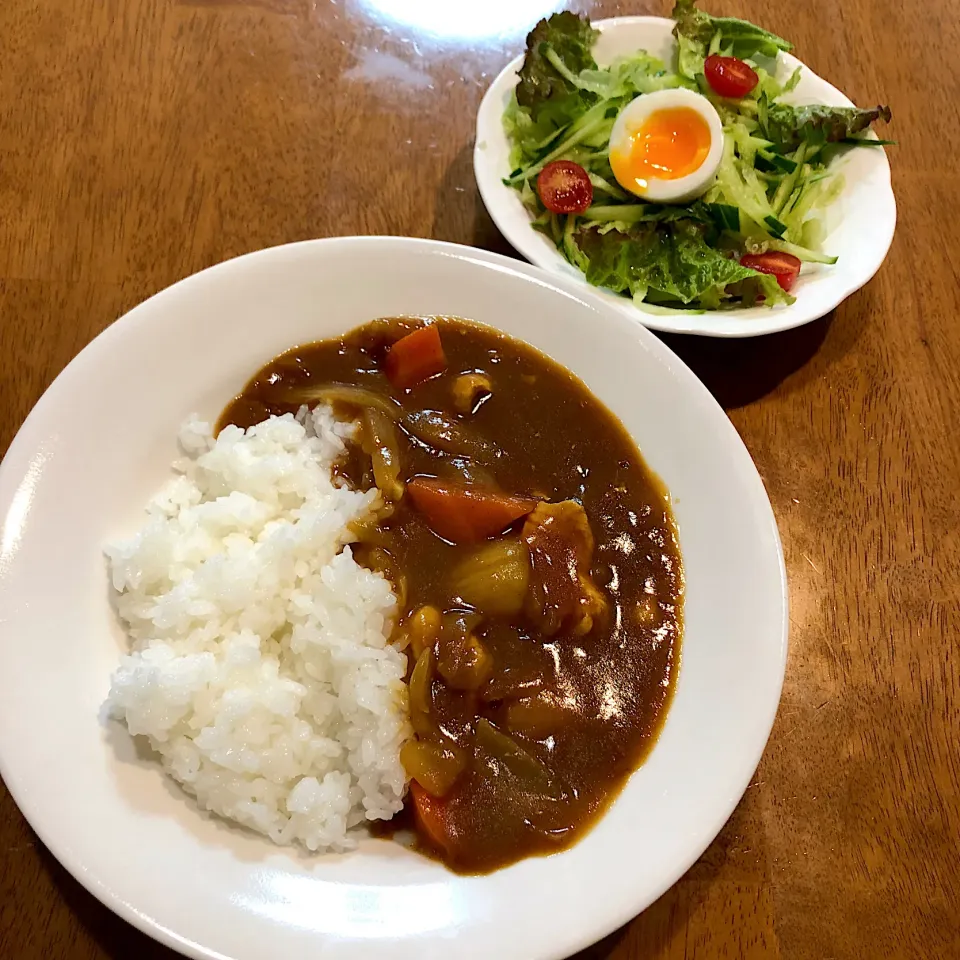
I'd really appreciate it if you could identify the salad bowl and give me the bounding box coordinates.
[474,14,896,338]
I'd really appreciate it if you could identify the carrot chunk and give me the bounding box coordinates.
[407,477,536,544]
[384,325,447,390]
[410,781,456,857]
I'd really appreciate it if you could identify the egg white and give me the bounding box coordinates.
[609,88,724,204]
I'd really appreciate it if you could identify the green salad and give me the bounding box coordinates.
[502,1,892,311]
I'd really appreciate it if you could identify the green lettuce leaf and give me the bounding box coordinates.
[573,51,691,99]
[753,65,801,102]
[515,13,599,115]
[503,94,557,169]
[575,221,794,308]
[763,103,893,152]
[671,0,792,80]
[504,12,604,170]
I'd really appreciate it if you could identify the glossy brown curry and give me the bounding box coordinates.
[218,317,683,874]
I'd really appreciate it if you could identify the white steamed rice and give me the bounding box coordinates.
[105,406,411,851]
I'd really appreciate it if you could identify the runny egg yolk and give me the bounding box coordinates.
[610,106,712,195]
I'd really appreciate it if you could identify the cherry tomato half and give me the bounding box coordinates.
[536,160,593,214]
[704,55,759,99]
[740,252,802,292]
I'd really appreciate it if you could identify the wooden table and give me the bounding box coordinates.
[1,1,957,957]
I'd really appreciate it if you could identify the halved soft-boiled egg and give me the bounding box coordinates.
[609,88,724,204]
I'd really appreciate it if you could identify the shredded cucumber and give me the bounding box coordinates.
[588,171,629,200]
[581,204,652,222]
[771,143,807,214]
[562,215,589,271]
[767,238,838,264]
[715,134,774,229]
[504,101,614,185]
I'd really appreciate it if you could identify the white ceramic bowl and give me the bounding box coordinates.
[0,237,787,960]
[474,16,896,338]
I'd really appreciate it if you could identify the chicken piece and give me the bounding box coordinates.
[452,373,493,415]
[522,500,607,637]
[436,612,493,691]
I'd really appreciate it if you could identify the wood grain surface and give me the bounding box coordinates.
[1,1,958,958]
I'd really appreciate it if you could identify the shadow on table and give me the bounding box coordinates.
[567,926,630,959]
[658,312,834,410]
[431,142,522,260]
[563,881,690,960]
[37,843,179,959]
[562,786,770,959]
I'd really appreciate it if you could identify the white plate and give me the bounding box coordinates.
[0,237,787,960]
[474,16,896,338]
